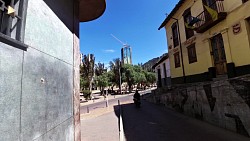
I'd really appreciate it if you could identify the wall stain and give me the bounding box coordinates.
[203,84,216,112]
[225,113,249,137]
[229,79,250,108]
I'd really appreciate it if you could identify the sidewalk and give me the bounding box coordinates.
[80,92,132,106]
[81,98,130,141]
[80,88,156,141]
[81,110,120,141]
[80,88,155,106]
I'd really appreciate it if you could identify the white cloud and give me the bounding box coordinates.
[103,49,115,53]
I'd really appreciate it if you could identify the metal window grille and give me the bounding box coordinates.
[187,44,197,64]
[184,12,194,40]
[0,0,23,41]
[174,52,180,68]
[172,23,179,47]
[242,0,248,3]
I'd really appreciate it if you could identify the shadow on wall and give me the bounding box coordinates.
[44,0,79,37]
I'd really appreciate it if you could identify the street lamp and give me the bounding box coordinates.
[119,60,122,94]
[171,17,186,83]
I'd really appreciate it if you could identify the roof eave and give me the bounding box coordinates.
[158,0,185,30]
[79,0,106,22]
[152,54,169,69]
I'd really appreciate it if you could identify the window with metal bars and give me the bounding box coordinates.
[183,8,194,40]
[0,0,28,50]
[172,22,179,47]
[187,43,197,64]
[174,52,180,68]
[242,0,248,3]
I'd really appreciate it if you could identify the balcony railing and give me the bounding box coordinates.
[194,0,227,33]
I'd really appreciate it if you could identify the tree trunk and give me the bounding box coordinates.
[128,83,132,93]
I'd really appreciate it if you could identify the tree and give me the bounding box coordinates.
[80,77,89,91]
[80,54,95,91]
[95,72,109,95]
[145,72,156,86]
[133,65,146,88]
[135,71,146,88]
[95,62,106,76]
[122,64,136,92]
[109,58,122,90]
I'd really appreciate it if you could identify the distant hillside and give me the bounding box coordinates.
[142,57,159,72]
[142,53,168,72]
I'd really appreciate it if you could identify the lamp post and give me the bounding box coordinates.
[119,60,122,94]
[171,17,186,83]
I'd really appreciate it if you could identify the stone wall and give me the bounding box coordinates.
[148,75,250,137]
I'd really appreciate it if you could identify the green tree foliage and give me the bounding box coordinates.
[106,71,114,87]
[109,58,121,88]
[95,62,106,76]
[80,54,95,91]
[80,77,89,91]
[95,72,109,95]
[122,64,136,92]
[145,72,156,86]
[122,64,156,92]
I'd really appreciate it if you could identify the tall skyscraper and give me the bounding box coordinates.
[121,45,132,65]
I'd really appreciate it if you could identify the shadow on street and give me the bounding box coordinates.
[113,99,250,141]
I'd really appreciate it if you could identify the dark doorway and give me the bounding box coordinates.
[211,34,227,75]
[157,69,162,87]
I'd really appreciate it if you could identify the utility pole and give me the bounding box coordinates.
[119,61,122,94]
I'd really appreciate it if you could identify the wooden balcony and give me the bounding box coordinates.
[194,0,227,33]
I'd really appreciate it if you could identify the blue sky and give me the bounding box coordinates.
[80,0,178,66]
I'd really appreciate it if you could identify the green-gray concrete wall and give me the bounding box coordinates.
[0,0,78,140]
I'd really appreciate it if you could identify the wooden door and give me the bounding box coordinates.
[211,34,227,75]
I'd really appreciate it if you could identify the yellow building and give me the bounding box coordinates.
[159,0,250,84]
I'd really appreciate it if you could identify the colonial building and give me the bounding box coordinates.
[0,0,105,140]
[159,0,250,84]
[152,54,171,88]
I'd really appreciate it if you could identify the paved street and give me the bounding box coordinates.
[122,100,250,141]
[81,93,250,141]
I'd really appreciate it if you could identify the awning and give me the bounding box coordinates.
[79,0,106,22]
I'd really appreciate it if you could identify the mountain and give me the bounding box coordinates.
[142,53,168,72]
[142,57,160,72]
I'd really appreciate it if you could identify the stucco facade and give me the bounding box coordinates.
[0,0,105,140]
[152,55,171,88]
[160,0,250,84]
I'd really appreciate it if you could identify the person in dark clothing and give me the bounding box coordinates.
[133,90,141,107]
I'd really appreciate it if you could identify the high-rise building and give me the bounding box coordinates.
[121,45,132,65]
